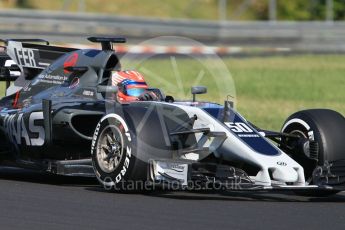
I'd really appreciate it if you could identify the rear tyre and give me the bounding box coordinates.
[281,109,345,196]
[91,114,147,192]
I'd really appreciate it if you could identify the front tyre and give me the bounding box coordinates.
[91,114,146,191]
[281,109,345,196]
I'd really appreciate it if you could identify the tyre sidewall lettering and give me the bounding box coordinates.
[91,115,134,188]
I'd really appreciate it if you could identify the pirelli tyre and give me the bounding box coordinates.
[91,114,147,191]
[281,109,345,196]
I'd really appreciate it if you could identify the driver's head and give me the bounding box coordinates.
[112,70,148,102]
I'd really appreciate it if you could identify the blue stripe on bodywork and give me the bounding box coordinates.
[230,113,279,156]
[84,50,101,57]
[203,105,280,156]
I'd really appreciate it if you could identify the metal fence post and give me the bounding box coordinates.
[269,0,277,21]
[78,0,86,12]
[218,0,227,21]
[326,0,334,22]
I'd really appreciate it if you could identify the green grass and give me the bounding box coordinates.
[229,55,345,130]
[0,0,261,20]
[122,55,345,131]
[0,83,5,96]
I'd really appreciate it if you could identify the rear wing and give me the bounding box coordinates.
[0,38,79,95]
[1,39,78,71]
[1,37,125,72]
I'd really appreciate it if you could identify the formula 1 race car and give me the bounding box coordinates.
[0,37,344,196]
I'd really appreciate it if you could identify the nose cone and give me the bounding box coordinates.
[272,167,298,183]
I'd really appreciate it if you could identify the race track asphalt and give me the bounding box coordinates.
[0,166,345,230]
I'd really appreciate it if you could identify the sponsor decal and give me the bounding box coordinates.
[115,146,132,183]
[33,73,68,86]
[277,161,287,166]
[170,163,186,173]
[154,161,188,185]
[14,46,38,67]
[237,134,260,137]
[7,42,47,69]
[2,112,45,146]
[91,122,101,154]
[82,90,95,97]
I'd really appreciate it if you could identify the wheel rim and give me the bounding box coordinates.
[282,125,317,182]
[96,125,124,173]
[285,130,307,150]
[282,123,308,152]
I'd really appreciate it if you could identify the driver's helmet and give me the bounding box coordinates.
[111,70,148,102]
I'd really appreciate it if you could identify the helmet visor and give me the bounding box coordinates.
[126,88,146,97]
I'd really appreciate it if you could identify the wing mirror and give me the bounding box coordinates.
[191,86,207,102]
